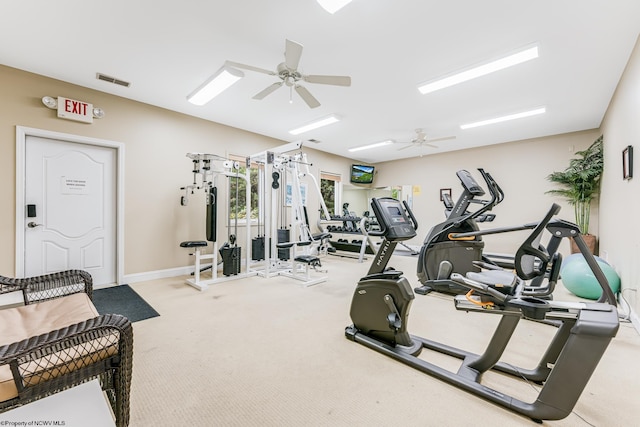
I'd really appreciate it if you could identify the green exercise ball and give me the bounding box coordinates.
[562,253,609,267]
[561,255,620,300]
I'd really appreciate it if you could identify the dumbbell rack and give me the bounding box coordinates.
[318,216,377,262]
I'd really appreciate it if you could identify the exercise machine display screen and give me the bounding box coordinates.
[387,206,406,222]
[373,198,416,241]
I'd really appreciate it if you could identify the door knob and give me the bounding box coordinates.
[27,222,42,228]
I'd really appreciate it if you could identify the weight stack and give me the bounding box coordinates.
[252,236,265,261]
[277,229,290,260]
[221,246,241,276]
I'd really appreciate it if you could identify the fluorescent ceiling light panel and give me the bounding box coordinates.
[460,107,546,130]
[187,65,244,106]
[289,114,340,135]
[418,45,539,95]
[317,0,352,14]
[348,140,394,152]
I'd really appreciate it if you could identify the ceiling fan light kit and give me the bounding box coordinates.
[395,129,457,151]
[187,65,244,106]
[317,0,353,14]
[289,114,341,135]
[418,44,539,95]
[225,39,351,109]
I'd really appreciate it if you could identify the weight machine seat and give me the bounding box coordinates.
[180,240,208,248]
[294,255,322,267]
[313,232,332,240]
[276,241,315,249]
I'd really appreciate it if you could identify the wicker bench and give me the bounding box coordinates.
[0,270,133,426]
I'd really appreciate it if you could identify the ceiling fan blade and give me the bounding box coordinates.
[303,75,352,86]
[426,136,456,143]
[226,61,275,76]
[397,144,414,151]
[422,143,438,149]
[253,82,283,100]
[285,39,304,71]
[294,85,321,108]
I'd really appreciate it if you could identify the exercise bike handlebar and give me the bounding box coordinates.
[403,200,419,232]
[367,202,387,237]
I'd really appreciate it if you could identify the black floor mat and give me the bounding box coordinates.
[92,284,160,323]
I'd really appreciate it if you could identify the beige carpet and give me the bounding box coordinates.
[127,254,640,426]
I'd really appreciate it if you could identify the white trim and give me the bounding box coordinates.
[15,126,125,285]
[124,265,196,284]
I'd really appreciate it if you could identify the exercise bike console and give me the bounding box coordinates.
[368,197,417,241]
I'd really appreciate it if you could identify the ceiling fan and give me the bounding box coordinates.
[397,129,456,150]
[226,39,351,108]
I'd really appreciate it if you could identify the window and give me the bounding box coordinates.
[228,155,259,220]
[320,172,341,218]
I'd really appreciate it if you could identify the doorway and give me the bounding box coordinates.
[15,127,124,286]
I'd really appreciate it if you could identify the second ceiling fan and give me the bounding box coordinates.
[227,39,351,108]
[396,129,456,150]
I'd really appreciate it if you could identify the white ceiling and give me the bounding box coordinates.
[2,1,639,163]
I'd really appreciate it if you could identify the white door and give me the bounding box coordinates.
[24,135,117,285]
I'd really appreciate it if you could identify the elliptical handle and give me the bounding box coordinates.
[478,168,498,208]
[573,234,617,305]
[402,200,419,231]
[485,172,505,205]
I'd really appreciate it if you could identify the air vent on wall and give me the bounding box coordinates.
[96,73,131,88]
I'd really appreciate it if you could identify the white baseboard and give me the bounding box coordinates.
[123,264,214,284]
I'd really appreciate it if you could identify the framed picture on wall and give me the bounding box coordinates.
[623,145,633,180]
[440,188,452,201]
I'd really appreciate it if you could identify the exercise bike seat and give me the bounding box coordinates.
[466,270,519,295]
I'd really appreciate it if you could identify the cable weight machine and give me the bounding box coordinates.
[178,152,256,291]
[248,142,331,286]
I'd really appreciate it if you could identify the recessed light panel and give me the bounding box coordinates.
[418,45,539,95]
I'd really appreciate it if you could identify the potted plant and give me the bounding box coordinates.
[546,136,603,253]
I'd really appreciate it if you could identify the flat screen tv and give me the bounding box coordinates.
[350,164,375,184]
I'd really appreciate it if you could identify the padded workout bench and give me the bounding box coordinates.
[276,241,327,287]
[180,240,212,291]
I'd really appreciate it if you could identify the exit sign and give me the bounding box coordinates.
[57,96,93,123]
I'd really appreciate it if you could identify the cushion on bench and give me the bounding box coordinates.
[0,293,106,402]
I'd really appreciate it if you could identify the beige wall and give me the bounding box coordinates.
[599,34,640,319]
[0,65,352,277]
[2,58,634,324]
[373,130,601,256]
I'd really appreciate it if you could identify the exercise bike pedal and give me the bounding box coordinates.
[414,285,434,295]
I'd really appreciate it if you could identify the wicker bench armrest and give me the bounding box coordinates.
[0,314,133,426]
[0,270,93,303]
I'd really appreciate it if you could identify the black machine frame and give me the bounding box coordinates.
[346,197,619,423]
[416,168,562,297]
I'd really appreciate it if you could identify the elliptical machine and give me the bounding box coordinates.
[415,169,562,297]
[346,198,619,422]
[416,169,503,295]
